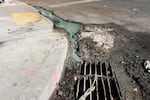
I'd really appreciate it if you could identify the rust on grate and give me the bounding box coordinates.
[75,62,122,100]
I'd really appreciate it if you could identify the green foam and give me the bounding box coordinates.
[37,7,83,63]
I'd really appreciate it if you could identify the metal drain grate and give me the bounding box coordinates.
[75,62,122,100]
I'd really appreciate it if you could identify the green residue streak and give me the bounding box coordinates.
[37,7,83,64]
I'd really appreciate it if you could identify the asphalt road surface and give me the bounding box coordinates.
[19,0,150,32]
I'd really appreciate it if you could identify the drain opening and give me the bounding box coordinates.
[75,62,122,100]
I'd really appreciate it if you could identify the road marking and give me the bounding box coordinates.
[11,12,47,25]
[48,0,101,8]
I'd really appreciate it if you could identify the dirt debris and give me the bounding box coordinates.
[50,23,150,100]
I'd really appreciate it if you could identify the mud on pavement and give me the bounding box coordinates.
[50,23,150,100]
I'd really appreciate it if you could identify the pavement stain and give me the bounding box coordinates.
[25,68,37,76]
[0,41,5,45]
[8,26,33,34]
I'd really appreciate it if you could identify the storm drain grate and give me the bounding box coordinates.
[75,62,122,100]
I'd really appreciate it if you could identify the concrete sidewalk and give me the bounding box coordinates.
[0,1,68,100]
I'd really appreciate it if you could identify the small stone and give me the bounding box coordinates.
[131,37,135,40]
[130,61,134,64]
[133,88,138,92]
[132,80,136,84]
[55,83,60,90]
[58,90,63,96]
[13,83,17,86]
[133,8,137,11]
[62,81,65,85]
[104,5,107,7]
[121,61,126,64]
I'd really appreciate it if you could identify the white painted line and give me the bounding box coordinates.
[48,0,101,8]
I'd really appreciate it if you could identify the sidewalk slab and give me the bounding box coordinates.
[0,1,68,100]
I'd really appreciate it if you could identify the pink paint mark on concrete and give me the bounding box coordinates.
[25,68,37,76]
[53,72,59,84]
